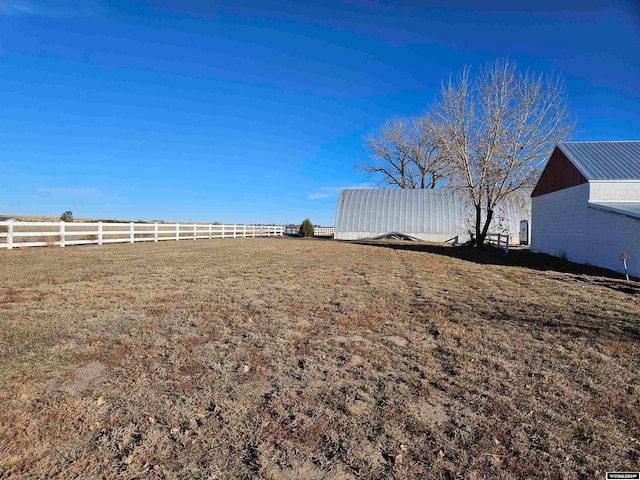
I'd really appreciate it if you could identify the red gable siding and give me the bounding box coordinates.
[531,147,588,197]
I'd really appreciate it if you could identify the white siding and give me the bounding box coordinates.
[531,183,590,263]
[589,181,640,202]
[586,207,640,278]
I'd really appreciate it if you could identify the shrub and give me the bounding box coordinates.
[299,219,314,237]
[60,211,74,222]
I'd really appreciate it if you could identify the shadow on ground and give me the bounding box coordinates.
[351,239,640,295]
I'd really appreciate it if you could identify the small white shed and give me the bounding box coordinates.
[531,141,640,278]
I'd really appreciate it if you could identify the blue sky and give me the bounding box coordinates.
[1,0,638,225]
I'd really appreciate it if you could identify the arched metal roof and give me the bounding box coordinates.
[334,188,530,241]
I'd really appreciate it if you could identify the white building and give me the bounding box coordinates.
[531,141,640,278]
[334,188,530,243]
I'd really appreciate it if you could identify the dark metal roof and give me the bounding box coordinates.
[558,141,640,180]
[589,202,640,219]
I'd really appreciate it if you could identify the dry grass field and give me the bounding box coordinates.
[0,237,638,479]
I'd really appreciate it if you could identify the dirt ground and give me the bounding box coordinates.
[0,237,638,479]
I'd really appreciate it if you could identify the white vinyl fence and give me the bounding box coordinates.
[0,221,284,250]
[314,227,335,236]
[284,225,335,236]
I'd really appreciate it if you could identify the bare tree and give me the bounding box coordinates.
[412,115,449,189]
[360,116,447,189]
[431,59,574,247]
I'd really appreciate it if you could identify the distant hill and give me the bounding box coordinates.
[0,214,152,223]
[0,215,223,224]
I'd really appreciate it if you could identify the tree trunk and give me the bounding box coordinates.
[474,205,483,249]
[474,206,494,249]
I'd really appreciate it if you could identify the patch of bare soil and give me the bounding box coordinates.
[0,238,638,478]
[60,361,108,394]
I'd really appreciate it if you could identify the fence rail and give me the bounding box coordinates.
[469,232,510,252]
[313,227,335,236]
[486,233,510,253]
[0,221,284,250]
[284,225,335,236]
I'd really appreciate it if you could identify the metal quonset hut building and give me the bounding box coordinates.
[531,141,640,278]
[334,188,530,243]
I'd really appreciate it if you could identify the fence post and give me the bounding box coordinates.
[129,222,134,243]
[193,223,197,240]
[233,224,237,238]
[208,224,212,240]
[154,223,158,242]
[176,223,180,241]
[60,220,65,247]
[98,221,103,246]
[252,225,255,237]
[60,221,65,248]
[243,224,247,238]
[7,220,13,250]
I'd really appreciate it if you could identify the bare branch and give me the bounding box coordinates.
[361,115,448,189]
[431,58,574,247]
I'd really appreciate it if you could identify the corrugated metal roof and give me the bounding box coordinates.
[558,141,640,180]
[334,189,530,241]
[335,189,466,239]
[589,202,640,219]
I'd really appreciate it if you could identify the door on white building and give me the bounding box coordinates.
[519,220,529,245]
